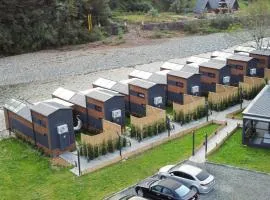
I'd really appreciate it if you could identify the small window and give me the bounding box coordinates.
[208,73,215,78]
[94,105,102,112]
[137,93,145,98]
[176,82,184,87]
[236,65,243,70]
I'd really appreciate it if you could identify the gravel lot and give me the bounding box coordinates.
[0,32,251,86]
[0,31,254,107]
[107,162,270,200]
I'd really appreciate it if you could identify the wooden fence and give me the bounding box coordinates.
[173,94,206,115]
[208,84,239,105]
[130,105,166,130]
[239,76,265,94]
[81,120,122,146]
[264,68,270,80]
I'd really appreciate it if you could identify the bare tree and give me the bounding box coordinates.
[243,0,270,49]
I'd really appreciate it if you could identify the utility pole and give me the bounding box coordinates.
[205,133,208,159]
[116,132,122,159]
[206,100,209,122]
[77,146,81,176]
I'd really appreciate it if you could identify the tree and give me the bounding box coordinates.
[243,0,270,49]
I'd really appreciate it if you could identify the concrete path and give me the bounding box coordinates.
[189,102,249,163]
[61,101,250,176]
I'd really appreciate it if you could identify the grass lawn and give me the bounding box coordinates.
[112,12,192,24]
[0,124,219,200]
[208,128,270,173]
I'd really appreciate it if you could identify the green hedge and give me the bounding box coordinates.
[130,120,166,141]
[173,105,207,124]
[209,94,241,112]
[79,137,127,161]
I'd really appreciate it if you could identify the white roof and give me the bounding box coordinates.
[120,78,137,84]
[93,78,117,89]
[187,56,209,64]
[177,164,202,176]
[185,63,199,68]
[52,87,76,101]
[236,52,250,57]
[43,98,74,107]
[4,99,27,113]
[156,70,170,75]
[211,51,233,59]
[234,46,256,53]
[161,62,184,71]
[212,57,227,62]
[129,69,152,80]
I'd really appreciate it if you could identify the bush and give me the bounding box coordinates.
[94,145,99,158]
[107,139,114,153]
[101,140,107,155]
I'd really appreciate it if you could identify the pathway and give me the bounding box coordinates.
[61,101,249,176]
[189,102,249,163]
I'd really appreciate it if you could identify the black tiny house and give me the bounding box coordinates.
[128,78,166,116]
[199,60,231,93]
[85,88,125,131]
[227,55,261,85]
[4,99,76,157]
[167,70,201,104]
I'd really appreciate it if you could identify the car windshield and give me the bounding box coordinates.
[196,171,210,181]
[175,185,190,197]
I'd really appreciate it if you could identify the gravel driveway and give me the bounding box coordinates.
[107,162,270,200]
[0,32,251,86]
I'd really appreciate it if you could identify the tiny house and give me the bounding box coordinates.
[249,50,270,69]
[160,62,184,71]
[92,78,129,112]
[4,99,76,157]
[199,60,231,93]
[52,87,88,129]
[227,55,261,85]
[167,70,201,104]
[186,56,209,65]
[128,78,166,116]
[234,46,256,54]
[85,88,125,131]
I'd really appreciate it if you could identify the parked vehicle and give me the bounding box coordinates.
[119,195,148,200]
[135,177,199,200]
[158,164,215,194]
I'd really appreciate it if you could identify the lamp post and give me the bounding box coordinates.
[166,115,171,137]
[205,133,208,159]
[76,144,81,176]
[192,131,195,156]
[239,87,243,110]
[205,100,209,122]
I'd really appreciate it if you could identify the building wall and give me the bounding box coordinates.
[227,59,247,85]
[187,74,202,96]
[129,85,148,116]
[6,110,34,140]
[199,67,220,93]
[148,84,166,109]
[167,75,187,103]
[31,111,50,149]
[104,96,125,127]
[48,109,75,152]
[86,97,105,130]
[249,53,270,69]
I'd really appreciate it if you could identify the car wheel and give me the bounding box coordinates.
[136,188,144,197]
[190,186,199,194]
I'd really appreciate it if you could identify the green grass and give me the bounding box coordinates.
[112,12,191,24]
[209,128,270,173]
[0,124,219,200]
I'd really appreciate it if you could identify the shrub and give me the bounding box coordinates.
[94,145,99,158]
[107,138,114,153]
[101,140,107,155]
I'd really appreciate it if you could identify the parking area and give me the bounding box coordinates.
[107,162,270,200]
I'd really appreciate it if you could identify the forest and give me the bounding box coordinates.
[0,0,197,55]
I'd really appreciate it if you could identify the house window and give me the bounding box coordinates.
[208,73,215,78]
[94,105,102,112]
[137,93,145,98]
[176,82,184,87]
[231,64,243,70]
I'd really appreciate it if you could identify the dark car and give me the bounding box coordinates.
[135,178,199,200]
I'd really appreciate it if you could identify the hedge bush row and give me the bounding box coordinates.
[129,120,166,141]
[241,84,265,100]
[79,137,127,161]
[209,94,241,112]
[173,106,207,124]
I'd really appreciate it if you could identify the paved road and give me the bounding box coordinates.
[107,162,270,200]
[0,32,251,86]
